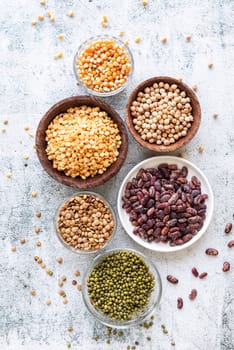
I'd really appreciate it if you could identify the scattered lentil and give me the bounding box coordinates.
[63,298,68,304]
[185,34,192,41]
[11,246,16,252]
[45,106,121,179]
[68,10,74,17]
[46,299,51,305]
[30,289,36,296]
[34,227,41,234]
[72,280,77,286]
[119,31,124,36]
[77,284,82,291]
[74,270,80,277]
[61,275,67,282]
[54,52,63,59]
[35,211,41,218]
[58,34,64,40]
[130,81,194,145]
[24,125,30,131]
[38,15,44,21]
[208,62,214,69]
[41,263,46,269]
[58,290,66,297]
[20,238,26,244]
[3,120,8,125]
[31,192,37,198]
[2,128,6,133]
[40,0,46,4]
[56,193,115,251]
[67,326,73,332]
[198,145,204,153]
[31,21,37,26]
[58,281,64,287]
[87,250,155,321]
[142,0,148,5]
[213,112,219,119]
[161,36,167,43]
[135,37,141,43]
[36,241,42,247]
[76,40,131,93]
[46,269,53,276]
[6,172,12,178]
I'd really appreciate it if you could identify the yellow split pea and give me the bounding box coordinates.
[76,40,132,93]
[45,106,122,179]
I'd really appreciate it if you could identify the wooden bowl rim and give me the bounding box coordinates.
[126,76,201,152]
[36,95,128,188]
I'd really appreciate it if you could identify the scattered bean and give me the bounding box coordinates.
[225,223,232,234]
[177,297,183,309]
[227,240,234,248]
[167,275,179,284]
[222,262,230,272]
[205,248,219,256]
[189,289,197,300]
[199,272,208,279]
[191,267,199,277]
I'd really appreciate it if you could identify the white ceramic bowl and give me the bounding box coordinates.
[117,156,214,252]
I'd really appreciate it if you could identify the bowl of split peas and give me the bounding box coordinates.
[74,35,134,97]
[126,76,201,152]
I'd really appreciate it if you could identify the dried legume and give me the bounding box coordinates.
[57,193,115,251]
[122,163,208,246]
[46,106,121,179]
[76,39,132,93]
[87,250,155,321]
[130,81,193,146]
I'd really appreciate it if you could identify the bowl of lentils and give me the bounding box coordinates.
[82,248,162,328]
[36,96,128,188]
[126,76,201,152]
[74,35,134,97]
[55,192,116,254]
[118,156,214,252]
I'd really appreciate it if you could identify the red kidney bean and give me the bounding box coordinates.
[205,248,219,256]
[222,262,230,272]
[167,275,179,284]
[191,267,199,277]
[199,272,208,279]
[189,289,197,300]
[122,164,208,245]
[177,297,183,309]
[227,240,234,248]
[225,223,232,234]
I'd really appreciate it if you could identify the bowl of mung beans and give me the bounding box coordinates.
[36,96,128,188]
[55,192,116,254]
[126,76,201,152]
[82,248,162,328]
[74,35,134,97]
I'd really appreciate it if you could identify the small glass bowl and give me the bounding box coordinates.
[54,191,117,255]
[73,35,134,97]
[82,248,162,328]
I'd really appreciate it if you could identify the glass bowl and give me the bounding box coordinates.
[73,35,134,97]
[54,191,117,255]
[82,248,162,328]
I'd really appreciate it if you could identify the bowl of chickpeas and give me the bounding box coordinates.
[74,35,134,97]
[126,77,201,152]
[36,96,128,188]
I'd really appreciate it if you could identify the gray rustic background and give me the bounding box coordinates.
[0,0,234,349]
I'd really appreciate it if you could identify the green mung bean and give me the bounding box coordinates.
[87,251,155,321]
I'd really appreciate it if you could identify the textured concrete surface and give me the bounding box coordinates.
[0,0,234,349]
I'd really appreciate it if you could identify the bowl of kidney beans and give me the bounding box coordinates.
[117,156,214,252]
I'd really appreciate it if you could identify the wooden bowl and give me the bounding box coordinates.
[36,96,128,188]
[126,77,201,152]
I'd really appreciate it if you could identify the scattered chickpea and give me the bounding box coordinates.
[11,246,16,252]
[68,10,74,17]
[102,15,108,21]
[34,227,41,234]
[192,84,198,92]
[41,263,46,269]
[77,285,82,291]
[58,281,64,287]
[23,154,29,160]
[31,21,37,26]
[47,11,52,17]
[46,300,51,305]
[135,37,141,43]
[3,120,8,125]
[142,0,148,5]
[31,192,37,198]
[198,145,204,153]
[50,15,55,22]
[208,62,214,69]
[213,112,219,119]
[28,133,34,137]
[2,128,6,133]
[185,34,192,42]
[124,40,129,45]
[24,125,30,131]
[34,256,40,262]
[63,298,68,304]
[30,289,36,296]
[61,275,67,282]
[56,257,63,264]
[72,280,77,286]
[67,326,73,332]
[101,15,108,27]
[54,52,63,59]
[58,290,66,297]
[37,257,43,264]
[20,238,26,244]
[40,0,46,5]
[58,34,64,40]
[119,31,124,36]
[74,270,80,277]
[36,241,42,247]
[35,211,41,218]
[6,172,12,178]
[38,15,44,21]
[101,22,108,28]
[161,36,167,44]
